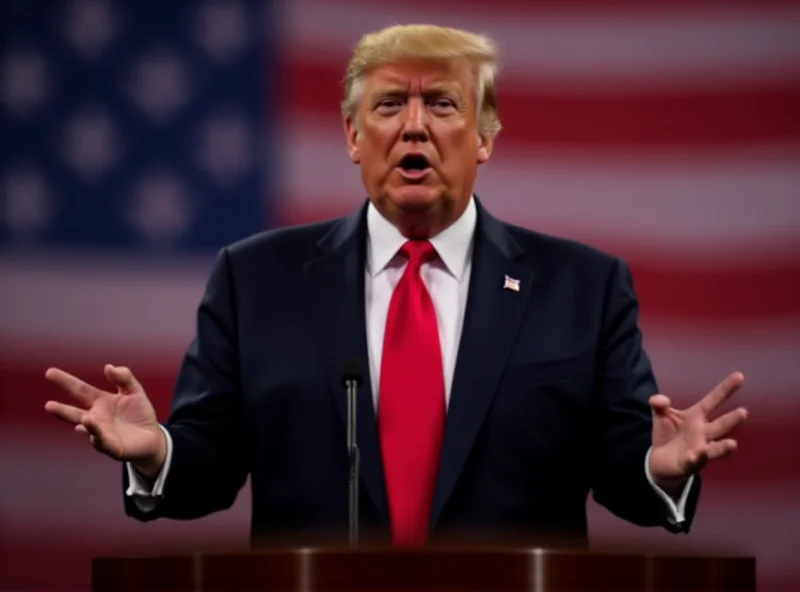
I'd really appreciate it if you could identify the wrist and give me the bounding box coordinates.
[653,475,688,497]
[132,429,167,479]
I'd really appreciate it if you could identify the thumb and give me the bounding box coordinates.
[104,364,141,395]
[649,394,672,417]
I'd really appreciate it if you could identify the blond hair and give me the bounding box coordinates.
[341,24,502,136]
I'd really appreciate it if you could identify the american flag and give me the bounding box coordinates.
[1,1,798,590]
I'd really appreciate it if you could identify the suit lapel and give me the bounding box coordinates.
[303,203,388,526]
[430,202,534,529]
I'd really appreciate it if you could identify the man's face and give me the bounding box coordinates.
[344,58,493,238]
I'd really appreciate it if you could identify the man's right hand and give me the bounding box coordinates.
[44,364,167,479]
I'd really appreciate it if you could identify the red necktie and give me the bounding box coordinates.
[378,240,445,547]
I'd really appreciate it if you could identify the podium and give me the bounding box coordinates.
[92,547,755,591]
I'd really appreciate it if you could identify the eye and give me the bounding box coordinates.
[430,97,456,111]
[375,97,403,111]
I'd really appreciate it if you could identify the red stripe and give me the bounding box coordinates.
[759,574,800,592]
[0,539,98,592]
[699,410,800,486]
[5,360,797,485]
[627,255,800,324]
[7,357,182,422]
[346,0,800,12]
[276,203,800,324]
[283,54,800,150]
[0,535,246,592]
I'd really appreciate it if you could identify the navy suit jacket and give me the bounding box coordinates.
[124,197,701,546]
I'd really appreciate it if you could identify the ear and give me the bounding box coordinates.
[476,130,494,164]
[343,116,360,164]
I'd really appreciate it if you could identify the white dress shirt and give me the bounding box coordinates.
[365,195,475,409]
[127,196,693,524]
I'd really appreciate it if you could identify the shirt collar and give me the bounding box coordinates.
[366,195,477,282]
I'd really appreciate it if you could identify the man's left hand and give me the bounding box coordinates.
[648,371,748,494]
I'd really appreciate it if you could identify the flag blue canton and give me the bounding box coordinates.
[0,0,274,254]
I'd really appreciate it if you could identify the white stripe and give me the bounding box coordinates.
[283,126,800,257]
[0,254,212,355]
[286,0,800,85]
[0,439,250,545]
[1,428,798,572]
[641,322,800,407]
[1,260,798,400]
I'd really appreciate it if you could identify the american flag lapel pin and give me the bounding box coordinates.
[503,274,520,292]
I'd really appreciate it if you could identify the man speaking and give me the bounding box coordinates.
[44,24,747,548]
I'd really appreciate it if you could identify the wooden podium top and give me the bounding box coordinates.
[92,546,755,592]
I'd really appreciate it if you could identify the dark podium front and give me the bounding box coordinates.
[92,547,756,591]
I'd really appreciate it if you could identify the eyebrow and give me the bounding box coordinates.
[369,86,463,100]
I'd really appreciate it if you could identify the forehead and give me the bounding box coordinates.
[364,58,474,92]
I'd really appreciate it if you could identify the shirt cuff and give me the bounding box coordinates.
[124,425,173,500]
[644,446,694,525]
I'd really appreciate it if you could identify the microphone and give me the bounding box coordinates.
[340,356,364,548]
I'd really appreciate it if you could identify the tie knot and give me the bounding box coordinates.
[400,240,437,269]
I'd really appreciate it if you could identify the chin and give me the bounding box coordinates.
[389,185,441,212]
[380,187,450,239]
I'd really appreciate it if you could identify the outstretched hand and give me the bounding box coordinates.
[44,364,166,477]
[648,371,748,492]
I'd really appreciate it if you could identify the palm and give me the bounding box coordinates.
[648,372,748,485]
[85,389,162,461]
[44,364,163,464]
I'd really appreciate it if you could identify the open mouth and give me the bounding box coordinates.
[396,154,432,181]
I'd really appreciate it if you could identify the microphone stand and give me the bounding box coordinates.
[345,377,360,548]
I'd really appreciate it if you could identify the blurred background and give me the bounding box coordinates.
[1,0,798,590]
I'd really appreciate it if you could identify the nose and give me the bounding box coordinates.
[401,97,428,143]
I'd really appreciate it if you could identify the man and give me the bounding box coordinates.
[44,24,747,548]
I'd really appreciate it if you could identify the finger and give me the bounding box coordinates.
[707,407,748,440]
[684,446,709,473]
[81,420,104,451]
[649,394,672,415]
[706,438,737,461]
[45,367,105,406]
[698,372,745,416]
[82,416,104,438]
[82,417,123,459]
[44,400,85,425]
[650,395,683,432]
[75,424,88,434]
[686,430,707,464]
[103,364,141,395]
[81,414,109,441]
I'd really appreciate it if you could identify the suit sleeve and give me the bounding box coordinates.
[589,257,701,533]
[124,247,249,521]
